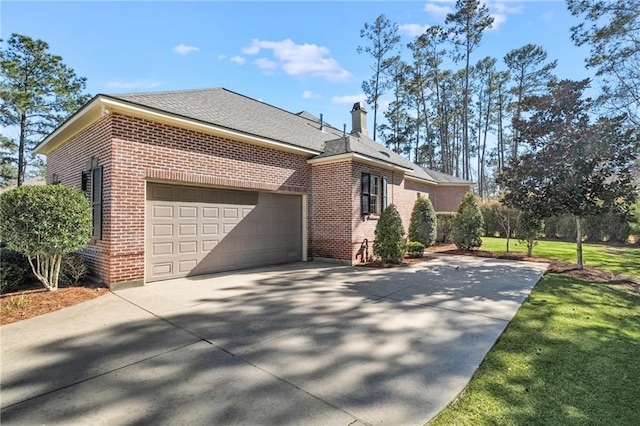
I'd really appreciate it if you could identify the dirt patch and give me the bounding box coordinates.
[1,284,109,326]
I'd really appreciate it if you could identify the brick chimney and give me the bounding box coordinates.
[351,102,368,137]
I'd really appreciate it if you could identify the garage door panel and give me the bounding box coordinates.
[147,183,302,282]
[152,242,173,256]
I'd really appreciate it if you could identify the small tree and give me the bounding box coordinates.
[0,185,92,291]
[408,196,437,248]
[516,211,543,257]
[453,192,484,250]
[373,204,405,264]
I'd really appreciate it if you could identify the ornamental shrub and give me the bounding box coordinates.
[436,212,456,243]
[405,241,426,258]
[0,248,33,294]
[453,193,484,250]
[0,185,92,291]
[373,204,405,264]
[59,252,90,286]
[408,197,437,247]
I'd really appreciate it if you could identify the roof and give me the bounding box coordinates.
[39,87,472,186]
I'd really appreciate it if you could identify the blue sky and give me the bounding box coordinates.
[3,0,593,136]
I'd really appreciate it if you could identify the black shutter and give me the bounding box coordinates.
[361,172,371,215]
[92,165,103,239]
[382,176,388,210]
[81,171,88,192]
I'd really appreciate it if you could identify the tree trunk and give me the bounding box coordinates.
[18,113,27,187]
[576,216,584,270]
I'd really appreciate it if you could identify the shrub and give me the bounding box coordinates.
[373,204,405,264]
[59,252,90,286]
[0,248,33,294]
[436,212,456,243]
[405,241,426,258]
[517,211,544,256]
[453,193,484,250]
[408,197,437,247]
[0,185,92,291]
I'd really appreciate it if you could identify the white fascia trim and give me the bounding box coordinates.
[35,97,103,154]
[100,98,320,156]
[405,174,473,187]
[308,152,413,172]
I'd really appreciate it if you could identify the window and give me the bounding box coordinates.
[361,172,388,216]
[91,164,103,240]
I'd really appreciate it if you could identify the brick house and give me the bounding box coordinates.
[36,88,470,289]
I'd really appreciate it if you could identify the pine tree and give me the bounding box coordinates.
[0,34,90,186]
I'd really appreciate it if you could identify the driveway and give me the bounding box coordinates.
[1,255,547,425]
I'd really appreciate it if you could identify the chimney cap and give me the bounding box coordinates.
[351,102,366,112]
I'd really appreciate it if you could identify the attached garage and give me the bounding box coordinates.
[146,183,303,282]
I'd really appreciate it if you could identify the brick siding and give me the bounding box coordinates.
[46,110,469,286]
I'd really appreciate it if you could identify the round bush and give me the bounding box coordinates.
[0,185,92,290]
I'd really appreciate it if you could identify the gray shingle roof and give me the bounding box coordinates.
[107,88,470,186]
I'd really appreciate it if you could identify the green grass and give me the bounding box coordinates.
[480,237,640,280]
[429,274,640,425]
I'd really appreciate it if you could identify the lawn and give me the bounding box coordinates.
[481,237,640,280]
[429,274,640,426]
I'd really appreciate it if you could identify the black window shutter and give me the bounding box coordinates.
[92,165,103,239]
[361,172,371,215]
[382,176,388,210]
[81,171,88,192]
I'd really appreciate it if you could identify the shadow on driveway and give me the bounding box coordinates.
[1,256,547,425]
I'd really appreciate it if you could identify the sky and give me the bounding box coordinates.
[2,0,594,138]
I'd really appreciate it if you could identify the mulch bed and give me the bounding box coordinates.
[1,283,108,326]
[355,256,438,268]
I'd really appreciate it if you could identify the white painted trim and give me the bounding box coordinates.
[301,194,308,262]
[404,174,472,187]
[307,152,413,172]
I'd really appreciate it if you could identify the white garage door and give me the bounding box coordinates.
[146,183,302,282]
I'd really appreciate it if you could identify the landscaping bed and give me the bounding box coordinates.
[1,284,108,326]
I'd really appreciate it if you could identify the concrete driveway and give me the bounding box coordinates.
[1,255,547,425]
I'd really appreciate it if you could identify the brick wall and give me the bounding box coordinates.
[106,113,312,285]
[309,161,353,260]
[46,110,470,285]
[46,115,113,282]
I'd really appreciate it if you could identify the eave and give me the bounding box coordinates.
[307,152,414,173]
[35,95,321,157]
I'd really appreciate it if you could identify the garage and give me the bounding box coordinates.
[146,183,303,282]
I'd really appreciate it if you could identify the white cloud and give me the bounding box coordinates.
[172,43,199,55]
[487,1,523,31]
[424,2,454,22]
[302,90,314,99]
[254,57,278,70]
[218,54,227,60]
[332,93,366,105]
[399,23,430,37]
[230,55,246,65]
[241,38,351,81]
[105,79,164,90]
